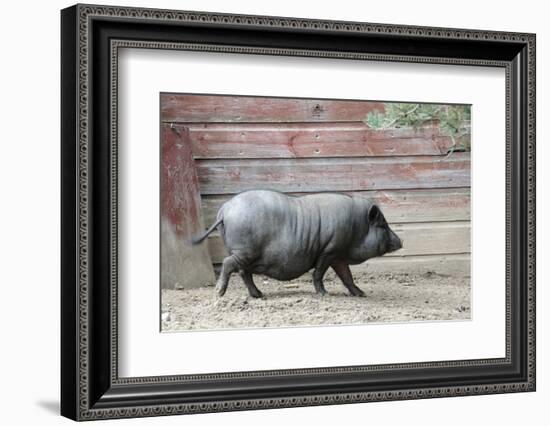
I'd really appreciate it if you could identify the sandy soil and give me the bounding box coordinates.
[161,271,470,332]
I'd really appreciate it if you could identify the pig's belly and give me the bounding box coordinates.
[249,246,316,281]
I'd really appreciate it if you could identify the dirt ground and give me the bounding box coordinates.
[161,271,470,332]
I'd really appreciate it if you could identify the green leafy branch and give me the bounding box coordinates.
[363,103,471,152]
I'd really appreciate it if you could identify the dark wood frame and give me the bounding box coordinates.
[61,4,536,421]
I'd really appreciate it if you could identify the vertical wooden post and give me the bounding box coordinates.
[160,124,215,289]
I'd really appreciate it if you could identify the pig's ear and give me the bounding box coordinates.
[368,204,383,224]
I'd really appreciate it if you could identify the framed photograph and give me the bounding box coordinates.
[61,4,536,421]
[159,93,472,331]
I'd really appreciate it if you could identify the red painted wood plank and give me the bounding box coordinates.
[160,93,385,123]
[173,121,464,158]
[195,153,471,195]
[200,188,470,225]
[161,124,202,237]
[160,124,215,288]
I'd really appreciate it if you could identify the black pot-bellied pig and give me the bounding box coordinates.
[192,189,402,298]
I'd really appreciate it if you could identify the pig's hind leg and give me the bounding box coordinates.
[331,261,366,297]
[239,270,263,298]
[215,255,239,297]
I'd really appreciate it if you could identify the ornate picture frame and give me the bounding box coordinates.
[61,4,535,420]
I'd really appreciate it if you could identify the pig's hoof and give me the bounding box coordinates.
[249,289,263,298]
[215,285,227,297]
[353,289,366,297]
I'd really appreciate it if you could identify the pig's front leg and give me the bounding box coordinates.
[312,257,331,296]
[331,261,365,297]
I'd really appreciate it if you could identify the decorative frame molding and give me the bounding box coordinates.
[61,4,535,421]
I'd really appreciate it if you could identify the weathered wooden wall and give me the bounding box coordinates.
[160,94,471,288]
[160,125,215,289]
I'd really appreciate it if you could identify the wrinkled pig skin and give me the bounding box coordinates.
[193,190,402,298]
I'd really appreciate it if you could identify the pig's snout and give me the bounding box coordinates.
[388,231,403,253]
[394,238,403,252]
